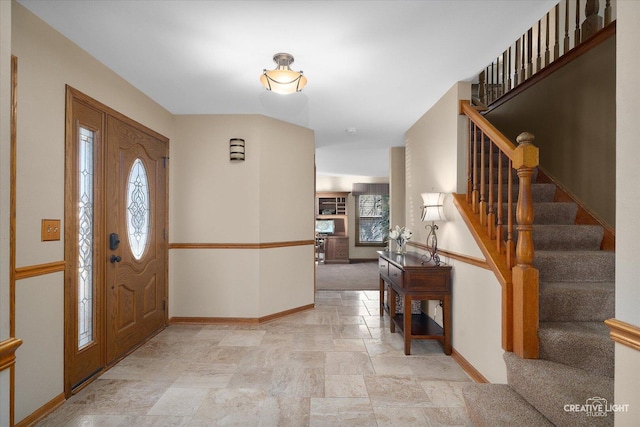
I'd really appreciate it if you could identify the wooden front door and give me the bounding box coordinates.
[65,87,168,395]
[105,116,167,363]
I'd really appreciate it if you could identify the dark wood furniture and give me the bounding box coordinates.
[378,251,452,355]
[325,236,349,263]
[316,192,349,263]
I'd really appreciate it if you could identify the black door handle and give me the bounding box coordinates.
[110,255,122,263]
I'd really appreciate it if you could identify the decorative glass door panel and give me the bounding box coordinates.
[126,158,150,260]
[78,127,95,349]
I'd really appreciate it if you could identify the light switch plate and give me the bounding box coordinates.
[41,219,61,241]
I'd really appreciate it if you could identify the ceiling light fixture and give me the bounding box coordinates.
[260,53,307,94]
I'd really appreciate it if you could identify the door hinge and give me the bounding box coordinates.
[163,229,167,241]
[162,300,166,311]
[163,157,169,168]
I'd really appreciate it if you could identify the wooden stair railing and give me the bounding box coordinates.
[456,100,539,359]
[479,0,616,109]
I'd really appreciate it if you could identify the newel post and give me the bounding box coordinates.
[512,132,540,358]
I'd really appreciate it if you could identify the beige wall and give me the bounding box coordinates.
[0,1,12,424]
[615,1,640,424]
[405,81,507,383]
[389,147,406,232]
[169,115,315,318]
[485,35,616,228]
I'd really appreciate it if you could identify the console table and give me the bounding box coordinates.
[378,251,452,355]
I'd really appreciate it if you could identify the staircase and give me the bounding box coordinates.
[461,158,615,425]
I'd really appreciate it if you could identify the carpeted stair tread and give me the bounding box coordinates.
[540,281,615,321]
[532,225,604,251]
[534,250,615,282]
[491,183,556,202]
[539,321,614,378]
[500,202,578,224]
[462,384,553,427]
[505,352,614,426]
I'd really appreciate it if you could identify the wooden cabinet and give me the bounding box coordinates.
[325,236,349,263]
[316,193,348,216]
[316,192,349,263]
[378,251,452,355]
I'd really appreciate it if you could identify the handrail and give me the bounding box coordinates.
[458,100,539,358]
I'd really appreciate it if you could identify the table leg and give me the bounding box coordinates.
[443,294,452,355]
[389,287,396,333]
[379,276,384,316]
[404,294,412,355]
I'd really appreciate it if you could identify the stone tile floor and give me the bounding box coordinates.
[36,291,473,426]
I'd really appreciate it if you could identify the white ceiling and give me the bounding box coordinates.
[17,0,557,177]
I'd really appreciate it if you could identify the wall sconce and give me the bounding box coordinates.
[230,138,245,161]
[421,192,447,265]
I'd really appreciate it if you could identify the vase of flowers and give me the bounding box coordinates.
[388,225,412,254]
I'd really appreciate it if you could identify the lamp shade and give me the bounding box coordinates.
[421,192,446,222]
[260,53,307,94]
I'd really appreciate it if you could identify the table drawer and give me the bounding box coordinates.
[388,263,404,287]
[378,258,389,277]
[404,270,450,292]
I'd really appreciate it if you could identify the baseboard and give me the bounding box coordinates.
[15,393,65,427]
[451,348,490,383]
[169,303,315,325]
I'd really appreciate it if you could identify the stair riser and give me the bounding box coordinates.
[538,325,614,378]
[534,252,615,282]
[540,283,614,322]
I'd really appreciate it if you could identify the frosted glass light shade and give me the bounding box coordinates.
[421,192,446,222]
[260,53,307,94]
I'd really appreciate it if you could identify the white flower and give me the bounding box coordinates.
[388,225,411,243]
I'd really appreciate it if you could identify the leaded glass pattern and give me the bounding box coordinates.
[358,194,389,243]
[78,127,94,349]
[127,158,150,260]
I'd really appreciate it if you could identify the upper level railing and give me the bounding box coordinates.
[477,0,616,107]
[456,101,539,358]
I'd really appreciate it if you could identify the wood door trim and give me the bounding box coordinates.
[169,240,314,249]
[15,261,65,280]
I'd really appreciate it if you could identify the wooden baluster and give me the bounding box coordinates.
[478,70,486,105]
[487,141,496,239]
[514,38,521,86]
[480,132,487,225]
[502,50,508,96]
[472,125,479,214]
[536,20,542,73]
[544,15,550,68]
[564,0,571,54]
[526,28,533,79]
[506,46,512,92]
[575,0,582,46]
[489,62,494,103]
[506,158,515,269]
[512,131,540,359]
[582,0,603,41]
[495,56,500,99]
[467,120,473,204]
[554,4,560,60]
[605,0,612,25]
[496,151,504,253]
[520,34,527,83]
